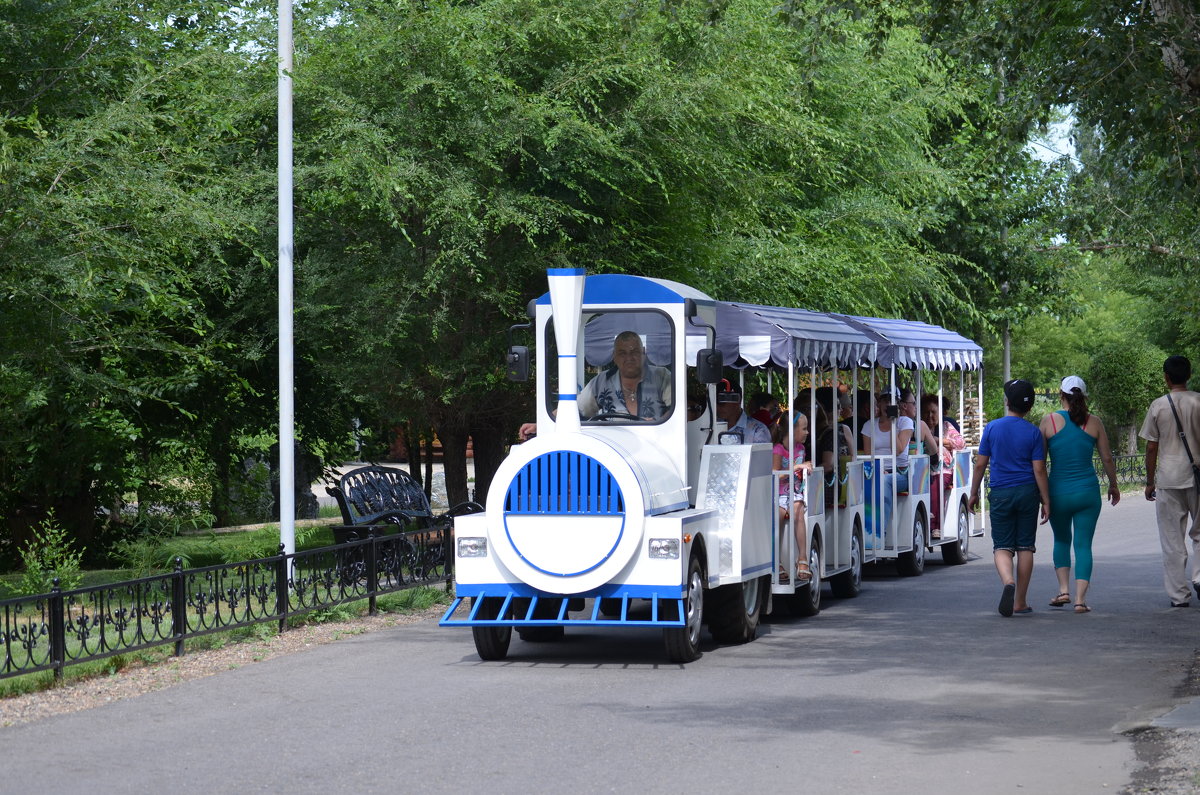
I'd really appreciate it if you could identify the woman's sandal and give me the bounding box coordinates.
[1049,592,1071,607]
[795,562,813,584]
[1074,603,1091,613]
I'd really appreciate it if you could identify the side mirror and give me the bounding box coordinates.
[718,430,744,445]
[696,348,723,384]
[506,346,530,382]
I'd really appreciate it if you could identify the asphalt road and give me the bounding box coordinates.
[4,496,1198,794]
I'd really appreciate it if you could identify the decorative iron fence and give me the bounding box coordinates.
[1102,454,1147,485]
[0,528,449,682]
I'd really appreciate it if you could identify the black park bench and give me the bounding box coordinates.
[326,464,483,541]
[325,465,484,584]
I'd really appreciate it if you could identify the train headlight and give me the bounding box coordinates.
[457,537,488,558]
[648,538,680,559]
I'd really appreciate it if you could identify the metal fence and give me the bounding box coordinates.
[0,528,449,682]
[1103,454,1147,485]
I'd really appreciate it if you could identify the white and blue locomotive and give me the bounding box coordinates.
[440,268,776,662]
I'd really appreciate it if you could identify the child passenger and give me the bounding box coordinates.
[773,412,814,583]
[967,379,1050,617]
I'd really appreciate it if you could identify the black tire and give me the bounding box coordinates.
[663,552,705,663]
[517,626,565,642]
[830,522,864,598]
[897,508,927,577]
[708,575,767,644]
[941,499,971,565]
[517,598,566,642]
[598,598,624,618]
[793,540,823,617]
[471,597,512,661]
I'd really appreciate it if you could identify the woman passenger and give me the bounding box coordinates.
[861,390,914,532]
[921,393,966,537]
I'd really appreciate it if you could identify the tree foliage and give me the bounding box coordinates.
[0,0,1093,551]
[0,2,274,553]
[924,0,1200,352]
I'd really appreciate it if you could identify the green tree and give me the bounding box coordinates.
[0,2,273,554]
[292,0,1011,502]
[1086,340,1167,454]
[924,0,1200,351]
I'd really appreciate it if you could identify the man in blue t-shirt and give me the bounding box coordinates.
[968,379,1050,617]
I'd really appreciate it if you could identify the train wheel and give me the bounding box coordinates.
[793,540,823,617]
[709,575,767,644]
[664,552,704,663]
[516,597,567,642]
[830,523,863,599]
[517,626,565,642]
[897,508,927,577]
[471,597,512,661]
[941,500,971,565]
[598,598,624,618]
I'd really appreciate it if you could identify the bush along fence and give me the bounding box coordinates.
[0,528,449,682]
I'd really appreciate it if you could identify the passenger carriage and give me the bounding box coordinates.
[714,302,880,616]
[832,315,987,573]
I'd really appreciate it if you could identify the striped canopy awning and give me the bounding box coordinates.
[834,314,983,371]
[715,303,877,370]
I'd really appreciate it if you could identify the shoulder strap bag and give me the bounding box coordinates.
[1166,392,1200,493]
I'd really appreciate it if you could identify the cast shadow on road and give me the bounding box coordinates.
[377,544,1200,752]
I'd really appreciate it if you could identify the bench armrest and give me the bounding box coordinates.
[445,501,485,518]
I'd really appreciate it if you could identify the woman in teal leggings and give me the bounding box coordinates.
[1039,376,1121,613]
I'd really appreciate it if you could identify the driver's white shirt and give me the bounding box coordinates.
[577,364,672,420]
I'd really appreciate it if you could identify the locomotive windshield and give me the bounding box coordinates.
[544,310,676,425]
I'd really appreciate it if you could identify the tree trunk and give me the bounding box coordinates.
[405,420,423,486]
[209,416,234,528]
[438,423,471,507]
[468,420,510,504]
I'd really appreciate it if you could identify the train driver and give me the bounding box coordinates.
[577,331,672,421]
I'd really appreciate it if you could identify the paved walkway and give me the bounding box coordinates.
[2,492,1198,794]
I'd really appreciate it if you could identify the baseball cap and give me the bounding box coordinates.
[1003,379,1036,412]
[1060,375,1088,396]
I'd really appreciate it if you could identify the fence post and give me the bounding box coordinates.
[48,578,64,682]
[172,558,187,657]
[276,544,290,633]
[366,530,378,616]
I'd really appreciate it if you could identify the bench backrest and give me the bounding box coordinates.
[330,465,433,526]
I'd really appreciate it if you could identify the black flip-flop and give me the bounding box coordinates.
[999,583,1015,617]
[1074,604,1091,613]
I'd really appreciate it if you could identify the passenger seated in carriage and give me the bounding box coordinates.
[773,412,814,583]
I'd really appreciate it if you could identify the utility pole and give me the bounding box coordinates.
[278,0,295,558]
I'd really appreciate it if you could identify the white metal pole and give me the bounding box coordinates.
[278,0,296,557]
[788,360,796,573]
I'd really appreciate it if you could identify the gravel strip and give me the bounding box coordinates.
[1122,650,1200,794]
[0,604,445,729]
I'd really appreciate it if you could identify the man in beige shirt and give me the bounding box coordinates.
[1140,355,1200,607]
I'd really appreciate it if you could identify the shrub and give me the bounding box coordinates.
[17,511,85,595]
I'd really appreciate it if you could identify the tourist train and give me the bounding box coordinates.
[440,269,985,662]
